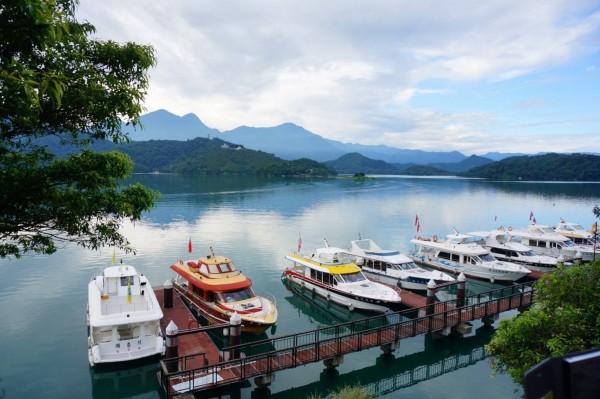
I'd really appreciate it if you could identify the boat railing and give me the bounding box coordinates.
[259,291,277,307]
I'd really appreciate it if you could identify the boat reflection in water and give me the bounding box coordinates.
[89,358,160,399]
[282,276,376,329]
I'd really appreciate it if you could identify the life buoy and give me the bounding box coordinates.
[417,236,422,240]
[188,319,199,329]
[432,235,438,242]
[508,226,513,231]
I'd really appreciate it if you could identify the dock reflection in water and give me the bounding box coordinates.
[260,324,495,399]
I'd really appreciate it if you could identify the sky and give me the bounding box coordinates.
[76,0,600,155]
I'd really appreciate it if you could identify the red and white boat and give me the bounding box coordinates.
[170,247,277,335]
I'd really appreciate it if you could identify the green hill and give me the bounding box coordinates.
[324,152,399,174]
[460,153,600,181]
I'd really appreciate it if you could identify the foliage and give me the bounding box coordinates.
[461,153,600,181]
[325,152,399,175]
[486,261,600,386]
[306,384,376,399]
[0,0,159,258]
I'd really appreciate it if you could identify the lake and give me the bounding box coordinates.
[1,175,599,399]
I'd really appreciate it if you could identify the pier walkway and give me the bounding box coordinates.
[158,281,534,398]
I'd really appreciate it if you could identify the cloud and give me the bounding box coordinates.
[77,0,600,154]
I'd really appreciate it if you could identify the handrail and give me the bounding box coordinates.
[160,280,535,397]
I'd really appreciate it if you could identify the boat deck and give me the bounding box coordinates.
[154,287,220,365]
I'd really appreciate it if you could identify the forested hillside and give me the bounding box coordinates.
[461,153,600,181]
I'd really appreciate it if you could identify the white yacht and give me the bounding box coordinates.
[554,220,599,249]
[409,230,531,283]
[508,224,595,262]
[283,243,402,312]
[469,229,565,273]
[345,238,454,291]
[87,264,165,367]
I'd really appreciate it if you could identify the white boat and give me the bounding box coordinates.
[283,244,402,312]
[345,238,455,291]
[554,220,600,249]
[468,229,565,273]
[87,264,165,367]
[409,230,531,282]
[508,224,595,262]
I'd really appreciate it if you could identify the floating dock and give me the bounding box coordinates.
[155,287,220,365]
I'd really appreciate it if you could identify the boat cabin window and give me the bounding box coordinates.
[218,288,254,303]
[310,269,334,285]
[529,240,547,248]
[466,256,478,264]
[518,250,535,256]
[120,276,134,286]
[340,272,367,283]
[219,262,233,272]
[438,252,451,260]
[208,263,220,273]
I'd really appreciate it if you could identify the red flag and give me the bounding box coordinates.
[533,217,537,224]
[188,238,192,254]
[416,221,421,233]
[297,233,302,253]
[494,215,497,221]
[415,214,419,226]
[529,211,534,221]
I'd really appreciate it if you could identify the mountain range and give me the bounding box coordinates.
[121,109,520,164]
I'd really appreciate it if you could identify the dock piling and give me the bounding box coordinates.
[165,320,179,372]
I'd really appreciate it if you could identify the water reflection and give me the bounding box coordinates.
[89,359,160,399]
[248,324,497,399]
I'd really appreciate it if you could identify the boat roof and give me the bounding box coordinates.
[509,224,570,241]
[286,250,361,274]
[410,234,489,255]
[171,259,252,292]
[101,264,138,278]
[347,239,412,263]
[554,221,593,238]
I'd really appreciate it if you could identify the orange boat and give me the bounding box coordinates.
[170,248,277,335]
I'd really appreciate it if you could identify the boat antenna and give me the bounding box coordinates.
[358,232,362,240]
[453,227,459,235]
[210,246,215,258]
[324,239,330,248]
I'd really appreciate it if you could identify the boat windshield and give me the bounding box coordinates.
[562,240,576,248]
[218,289,255,303]
[479,254,496,262]
[390,262,418,270]
[339,272,367,283]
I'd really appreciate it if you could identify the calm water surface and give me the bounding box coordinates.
[1,175,599,399]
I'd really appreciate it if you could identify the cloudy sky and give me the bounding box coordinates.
[77,0,600,155]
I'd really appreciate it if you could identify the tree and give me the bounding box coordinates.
[486,261,600,386]
[0,0,159,258]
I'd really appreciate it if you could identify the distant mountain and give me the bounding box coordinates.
[429,155,494,173]
[480,152,525,161]
[121,109,220,141]
[461,153,600,181]
[220,123,345,162]
[125,110,473,164]
[324,152,400,174]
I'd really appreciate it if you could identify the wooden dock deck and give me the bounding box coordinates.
[158,281,535,398]
[155,287,221,365]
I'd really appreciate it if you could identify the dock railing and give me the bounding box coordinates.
[160,281,535,397]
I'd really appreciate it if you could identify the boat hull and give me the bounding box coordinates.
[361,269,450,291]
[409,254,526,283]
[283,269,402,312]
